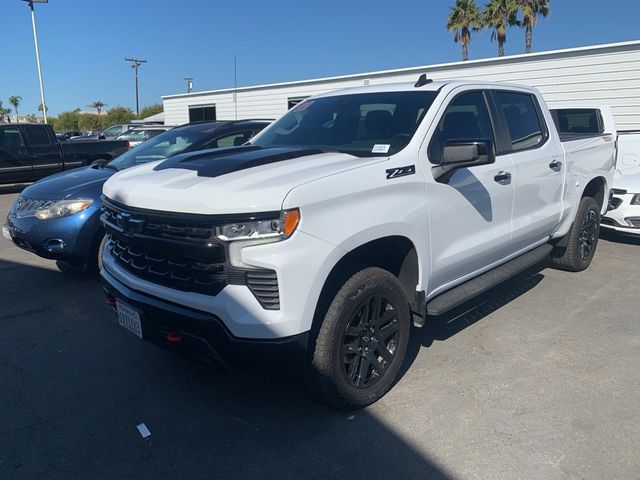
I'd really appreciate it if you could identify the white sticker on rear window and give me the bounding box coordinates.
[372,144,390,154]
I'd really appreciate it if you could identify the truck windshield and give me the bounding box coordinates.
[252,91,438,157]
[108,124,217,170]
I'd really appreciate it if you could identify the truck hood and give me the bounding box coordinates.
[20,165,114,201]
[103,147,383,214]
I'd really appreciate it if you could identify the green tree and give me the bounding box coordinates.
[9,96,22,122]
[38,103,48,113]
[78,113,105,131]
[105,106,135,125]
[55,111,82,131]
[483,0,518,57]
[0,100,8,123]
[138,103,163,119]
[88,101,106,115]
[26,114,37,123]
[516,0,550,53]
[447,0,483,61]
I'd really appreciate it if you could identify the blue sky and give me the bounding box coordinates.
[1,0,639,116]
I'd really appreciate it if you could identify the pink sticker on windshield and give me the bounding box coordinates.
[294,101,314,112]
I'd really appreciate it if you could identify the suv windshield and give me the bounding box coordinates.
[108,124,218,170]
[252,91,438,157]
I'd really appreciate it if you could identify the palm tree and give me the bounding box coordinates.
[516,0,550,53]
[38,103,48,113]
[483,0,518,56]
[447,0,483,61]
[89,101,106,115]
[9,96,22,123]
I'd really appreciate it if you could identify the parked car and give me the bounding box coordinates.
[550,106,640,236]
[0,123,129,184]
[68,123,153,142]
[3,120,270,273]
[99,79,615,409]
[55,131,82,142]
[602,132,640,235]
[115,125,173,147]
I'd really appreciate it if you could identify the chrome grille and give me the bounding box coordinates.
[13,196,55,218]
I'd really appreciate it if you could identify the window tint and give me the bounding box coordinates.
[253,91,438,157]
[551,108,603,135]
[0,127,25,149]
[208,131,253,148]
[24,125,52,146]
[494,91,545,151]
[429,91,494,163]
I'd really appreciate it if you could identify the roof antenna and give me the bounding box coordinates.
[415,74,432,88]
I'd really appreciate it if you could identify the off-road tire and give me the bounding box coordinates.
[551,196,601,272]
[306,267,411,410]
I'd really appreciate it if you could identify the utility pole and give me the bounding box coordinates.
[22,0,48,123]
[184,77,193,93]
[124,57,147,116]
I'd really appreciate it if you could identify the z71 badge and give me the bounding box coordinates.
[385,165,416,180]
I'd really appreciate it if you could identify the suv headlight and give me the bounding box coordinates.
[35,199,93,220]
[631,194,640,205]
[216,209,300,242]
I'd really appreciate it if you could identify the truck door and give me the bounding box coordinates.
[425,90,516,295]
[0,125,32,183]
[490,91,564,251]
[22,124,63,180]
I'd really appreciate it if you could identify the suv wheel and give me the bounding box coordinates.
[307,267,411,409]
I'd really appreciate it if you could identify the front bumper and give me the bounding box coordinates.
[602,192,640,235]
[102,268,309,368]
[4,205,102,262]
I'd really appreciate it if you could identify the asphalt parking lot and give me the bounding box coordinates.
[1,190,639,480]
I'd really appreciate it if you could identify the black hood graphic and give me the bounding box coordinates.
[153,146,324,178]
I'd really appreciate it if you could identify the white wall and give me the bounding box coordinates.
[163,41,640,130]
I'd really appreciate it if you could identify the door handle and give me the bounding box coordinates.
[494,171,511,184]
[549,159,563,171]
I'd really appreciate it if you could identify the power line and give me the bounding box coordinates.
[124,57,147,116]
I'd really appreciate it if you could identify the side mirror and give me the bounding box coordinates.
[98,135,106,140]
[432,140,495,182]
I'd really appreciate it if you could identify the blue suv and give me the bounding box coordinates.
[3,120,270,273]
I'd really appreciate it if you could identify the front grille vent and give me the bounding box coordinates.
[246,270,280,310]
[13,196,55,218]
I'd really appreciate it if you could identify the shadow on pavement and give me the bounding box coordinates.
[0,257,455,480]
[600,228,640,246]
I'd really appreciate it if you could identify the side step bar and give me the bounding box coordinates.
[426,244,553,316]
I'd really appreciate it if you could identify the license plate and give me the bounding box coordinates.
[116,300,143,339]
[2,224,12,241]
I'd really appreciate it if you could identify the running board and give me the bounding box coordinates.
[426,244,553,316]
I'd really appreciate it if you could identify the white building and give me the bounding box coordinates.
[163,40,640,131]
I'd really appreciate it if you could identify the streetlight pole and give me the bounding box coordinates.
[125,57,147,116]
[22,0,48,124]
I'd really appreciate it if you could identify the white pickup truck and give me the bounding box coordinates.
[101,78,615,409]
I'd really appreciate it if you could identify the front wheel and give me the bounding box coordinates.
[306,267,411,410]
[551,196,601,272]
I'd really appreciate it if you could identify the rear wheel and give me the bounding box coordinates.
[551,196,601,272]
[306,267,411,410]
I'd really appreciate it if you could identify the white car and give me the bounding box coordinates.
[101,79,615,409]
[115,126,173,147]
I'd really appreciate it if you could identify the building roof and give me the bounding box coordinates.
[163,40,640,100]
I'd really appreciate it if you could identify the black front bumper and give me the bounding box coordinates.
[101,271,309,369]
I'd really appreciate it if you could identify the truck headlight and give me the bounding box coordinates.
[631,194,640,205]
[216,209,300,242]
[35,199,93,220]
[218,209,300,268]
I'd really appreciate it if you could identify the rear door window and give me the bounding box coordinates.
[24,125,53,146]
[493,91,546,152]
